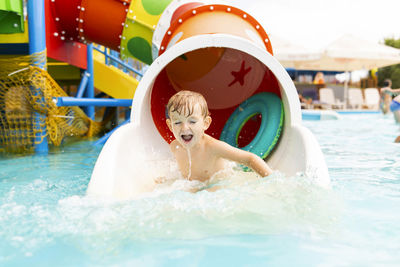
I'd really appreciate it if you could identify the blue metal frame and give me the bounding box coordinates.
[75,71,90,98]
[83,44,95,119]
[56,97,132,107]
[93,45,143,77]
[72,44,143,122]
[28,0,48,154]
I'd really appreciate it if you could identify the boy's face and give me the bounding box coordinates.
[166,103,211,148]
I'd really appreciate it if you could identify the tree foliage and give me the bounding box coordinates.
[377,38,400,88]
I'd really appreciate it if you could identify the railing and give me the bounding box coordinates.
[56,97,132,107]
[93,45,144,78]
[55,44,144,143]
[57,44,144,110]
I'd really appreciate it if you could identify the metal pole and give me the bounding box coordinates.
[75,71,89,98]
[56,97,132,107]
[28,0,48,154]
[84,43,95,119]
[105,48,109,65]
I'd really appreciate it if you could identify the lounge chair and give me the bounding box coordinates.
[319,88,345,109]
[364,88,380,110]
[348,88,364,109]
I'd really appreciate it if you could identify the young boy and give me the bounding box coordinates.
[163,90,272,182]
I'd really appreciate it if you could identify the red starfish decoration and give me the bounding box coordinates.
[228,61,252,87]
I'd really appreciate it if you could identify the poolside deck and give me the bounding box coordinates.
[336,109,380,114]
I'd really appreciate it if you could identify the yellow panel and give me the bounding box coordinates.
[93,57,139,99]
[93,48,106,63]
[0,21,28,43]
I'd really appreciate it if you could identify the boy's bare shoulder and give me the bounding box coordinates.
[204,134,220,145]
[204,134,232,151]
[205,134,253,161]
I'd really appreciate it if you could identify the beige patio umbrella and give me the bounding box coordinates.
[274,34,400,106]
[292,34,400,71]
[268,34,320,68]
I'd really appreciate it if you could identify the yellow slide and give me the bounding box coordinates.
[93,49,139,99]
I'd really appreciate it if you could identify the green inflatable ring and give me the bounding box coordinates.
[220,92,283,158]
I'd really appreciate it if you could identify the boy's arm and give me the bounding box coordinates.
[212,139,273,177]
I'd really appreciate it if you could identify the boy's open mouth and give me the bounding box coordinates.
[181,134,193,143]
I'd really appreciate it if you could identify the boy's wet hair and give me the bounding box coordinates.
[383,79,392,87]
[167,90,210,118]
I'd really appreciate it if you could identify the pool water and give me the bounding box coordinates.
[1,113,400,266]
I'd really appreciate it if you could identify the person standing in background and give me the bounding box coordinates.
[380,79,394,114]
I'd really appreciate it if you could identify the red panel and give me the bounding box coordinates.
[50,0,81,41]
[45,0,87,69]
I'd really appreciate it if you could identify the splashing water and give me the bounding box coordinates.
[1,114,400,266]
[0,145,341,266]
[186,148,191,180]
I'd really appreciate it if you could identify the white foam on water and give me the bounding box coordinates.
[52,164,343,258]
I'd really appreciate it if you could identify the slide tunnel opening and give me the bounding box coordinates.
[149,44,284,156]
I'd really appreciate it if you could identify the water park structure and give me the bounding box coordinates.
[0,0,330,199]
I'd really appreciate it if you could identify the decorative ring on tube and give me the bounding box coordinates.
[159,4,273,56]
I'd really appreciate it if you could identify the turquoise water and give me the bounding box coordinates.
[1,113,400,266]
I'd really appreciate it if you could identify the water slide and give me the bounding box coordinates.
[45,0,142,99]
[50,0,330,199]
